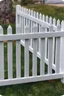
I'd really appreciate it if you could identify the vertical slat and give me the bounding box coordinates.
[45,35,48,58]
[24,39,29,77]
[39,25,41,53]
[55,20,61,73]
[32,24,37,76]
[40,37,45,75]
[60,20,64,83]
[52,18,56,64]
[48,26,53,74]
[24,26,29,77]
[16,5,21,28]
[7,25,13,79]
[21,7,24,33]
[0,26,4,80]
[16,26,21,78]
[32,38,37,76]
[32,24,39,46]
[49,16,52,24]
[53,18,56,26]
[43,14,45,21]
[30,10,33,47]
[46,15,48,23]
[45,16,48,58]
[39,13,42,53]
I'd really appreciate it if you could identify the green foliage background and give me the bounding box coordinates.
[26,4,64,21]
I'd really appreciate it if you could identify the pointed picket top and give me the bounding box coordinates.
[57,19,60,26]
[7,25,12,34]
[16,5,21,11]
[25,8,27,13]
[56,19,61,31]
[53,18,56,26]
[43,14,45,21]
[0,25,3,34]
[34,11,36,17]
[26,9,29,14]
[61,20,64,31]
[21,7,24,12]
[36,12,39,19]
[25,8,28,13]
[0,25,3,29]
[28,9,30,15]
[22,7,24,12]
[23,8,26,13]
[23,8,25,13]
[39,13,42,20]
[46,15,48,23]
[31,10,33,16]
[49,16,52,24]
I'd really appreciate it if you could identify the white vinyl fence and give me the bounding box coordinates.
[0,5,64,86]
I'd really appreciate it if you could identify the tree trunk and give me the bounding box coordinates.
[0,0,12,23]
[5,0,12,14]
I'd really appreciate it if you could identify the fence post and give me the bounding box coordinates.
[60,20,64,83]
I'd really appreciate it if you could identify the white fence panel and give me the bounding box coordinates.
[0,5,63,86]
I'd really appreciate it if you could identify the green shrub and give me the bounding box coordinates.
[21,0,34,5]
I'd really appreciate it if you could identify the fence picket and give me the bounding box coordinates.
[53,18,56,26]
[24,39,29,77]
[0,26,4,80]
[39,13,42,52]
[40,27,45,75]
[55,20,61,73]
[46,15,48,23]
[32,24,37,76]
[49,16,52,24]
[7,25,13,79]
[48,26,53,74]
[52,18,56,64]
[43,14,45,21]
[32,38,37,76]
[60,20,64,83]
[16,26,21,78]
[24,26,29,77]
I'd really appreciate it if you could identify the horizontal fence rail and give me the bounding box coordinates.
[0,31,64,41]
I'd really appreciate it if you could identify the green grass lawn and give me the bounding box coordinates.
[25,4,64,21]
[1,4,64,96]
